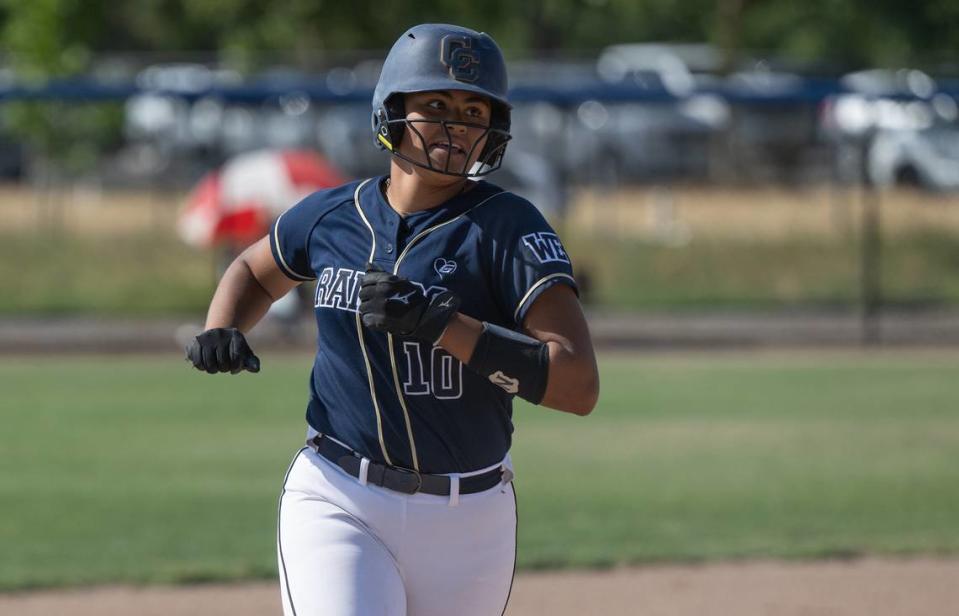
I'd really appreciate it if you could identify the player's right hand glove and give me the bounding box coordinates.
[186,327,261,374]
[358,264,461,344]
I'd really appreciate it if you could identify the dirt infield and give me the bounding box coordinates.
[2,558,956,616]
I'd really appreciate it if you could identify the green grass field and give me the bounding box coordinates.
[565,230,959,310]
[1,351,958,590]
[5,227,959,315]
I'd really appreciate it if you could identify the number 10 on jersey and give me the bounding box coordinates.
[400,341,463,399]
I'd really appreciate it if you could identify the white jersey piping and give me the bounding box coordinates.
[513,273,577,324]
[352,178,393,465]
[273,209,316,281]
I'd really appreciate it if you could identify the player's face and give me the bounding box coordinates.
[401,90,492,176]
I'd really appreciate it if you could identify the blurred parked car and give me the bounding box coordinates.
[557,43,730,184]
[868,125,959,190]
[597,43,722,95]
[723,67,831,184]
[821,68,959,190]
[562,96,728,184]
[314,103,381,178]
[822,69,942,138]
[0,133,24,180]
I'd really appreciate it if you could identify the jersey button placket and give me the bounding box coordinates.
[390,217,407,261]
[377,217,397,264]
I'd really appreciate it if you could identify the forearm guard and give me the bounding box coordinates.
[467,322,550,404]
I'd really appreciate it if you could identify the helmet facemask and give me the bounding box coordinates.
[374,94,511,177]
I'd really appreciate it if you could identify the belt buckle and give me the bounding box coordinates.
[390,466,423,495]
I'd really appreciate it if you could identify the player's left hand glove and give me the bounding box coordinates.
[358,264,461,344]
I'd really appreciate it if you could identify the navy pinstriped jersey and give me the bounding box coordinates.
[269,176,577,474]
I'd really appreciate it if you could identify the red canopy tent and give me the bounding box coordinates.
[178,149,346,249]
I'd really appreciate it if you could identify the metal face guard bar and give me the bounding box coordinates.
[383,118,511,177]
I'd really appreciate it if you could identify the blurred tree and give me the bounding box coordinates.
[2,0,957,76]
[738,0,959,70]
[716,0,748,72]
[1,0,124,180]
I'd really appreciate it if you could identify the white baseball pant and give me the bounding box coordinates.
[277,446,517,616]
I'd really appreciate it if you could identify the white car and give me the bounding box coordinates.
[868,126,959,190]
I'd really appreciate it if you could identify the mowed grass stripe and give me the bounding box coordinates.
[1,351,957,589]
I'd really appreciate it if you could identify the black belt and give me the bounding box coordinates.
[309,435,507,496]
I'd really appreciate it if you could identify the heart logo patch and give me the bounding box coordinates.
[434,258,457,278]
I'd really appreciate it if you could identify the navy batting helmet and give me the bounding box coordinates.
[372,23,512,177]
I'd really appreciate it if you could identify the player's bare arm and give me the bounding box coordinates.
[514,284,598,415]
[187,237,300,374]
[204,236,300,331]
[438,285,598,416]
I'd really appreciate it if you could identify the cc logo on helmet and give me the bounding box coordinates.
[440,35,480,83]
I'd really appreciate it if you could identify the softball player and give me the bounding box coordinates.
[187,23,599,616]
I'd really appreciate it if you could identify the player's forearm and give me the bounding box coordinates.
[439,313,597,415]
[537,336,599,416]
[204,257,275,332]
[436,312,484,364]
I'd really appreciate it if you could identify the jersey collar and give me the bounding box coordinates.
[361,175,501,233]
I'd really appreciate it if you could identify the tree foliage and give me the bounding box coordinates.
[1,0,124,176]
[2,0,954,69]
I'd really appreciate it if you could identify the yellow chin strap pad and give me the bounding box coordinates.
[377,133,394,151]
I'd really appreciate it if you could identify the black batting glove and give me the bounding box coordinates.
[186,327,261,374]
[358,264,461,344]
